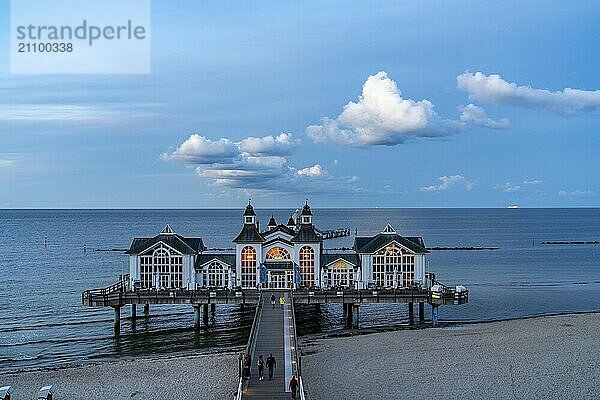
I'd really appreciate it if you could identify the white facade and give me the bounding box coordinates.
[125,206,429,291]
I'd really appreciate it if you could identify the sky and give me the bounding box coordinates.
[1,0,599,208]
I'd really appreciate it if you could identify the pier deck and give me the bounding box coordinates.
[242,291,300,399]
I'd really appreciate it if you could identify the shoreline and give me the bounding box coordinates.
[4,310,600,375]
[301,312,600,399]
[3,312,599,398]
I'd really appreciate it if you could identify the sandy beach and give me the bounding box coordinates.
[302,313,600,400]
[0,351,240,400]
[3,313,599,399]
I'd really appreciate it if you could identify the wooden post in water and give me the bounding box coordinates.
[203,304,209,325]
[210,303,216,313]
[131,304,137,321]
[143,303,150,317]
[193,304,201,331]
[351,304,360,329]
[113,305,121,335]
[408,302,414,323]
[418,302,425,322]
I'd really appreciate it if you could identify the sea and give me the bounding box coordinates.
[1,208,599,373]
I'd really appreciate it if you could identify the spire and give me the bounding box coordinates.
[161,224,175,235]
[287,214,296,227]
[268,214,277,228]
[244,200,256,216]
[300,200,313,225]
[243,200,256,225]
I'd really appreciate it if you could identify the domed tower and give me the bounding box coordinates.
[233,200,265,289]
[299,200,313,225]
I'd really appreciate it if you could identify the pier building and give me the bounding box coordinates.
[124,200,429,291]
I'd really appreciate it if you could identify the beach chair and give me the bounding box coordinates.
[0,386,13,400]
[37,385,55,400]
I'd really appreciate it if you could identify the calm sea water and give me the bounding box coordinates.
[1,208,599,372]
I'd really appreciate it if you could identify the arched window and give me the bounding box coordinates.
[139,245,183,289]
[207,261,227,287]
[265,247,291,260]
[241,246,257,288]
[372,243,402,287]
[328,260,354,288]
[299,246,315,287]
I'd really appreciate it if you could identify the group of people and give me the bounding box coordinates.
[270,293,286,309]
[243,352,299,399]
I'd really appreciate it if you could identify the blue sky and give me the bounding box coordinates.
[1,0,599,208]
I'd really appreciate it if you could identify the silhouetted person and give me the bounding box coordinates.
[270,293,276,309]
[244,353,251,379]
[266,353,276,380]
[289,375,298,399]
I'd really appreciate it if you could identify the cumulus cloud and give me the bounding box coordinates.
[420,175,473,192]
[163,135,239,164]
[457,72,600,113]
[307,71,509,147]
[307,71,448,146]
[297,164,324,177]
[459,104,510,129]
[164,133,359,194]
[237,133,299,156]
[558,189,594,197]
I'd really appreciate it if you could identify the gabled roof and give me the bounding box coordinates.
[354,233,428,254]
[126,233,205,255]
[195,253,236,269]
[292,224,322,243]
[321,253,360,267]
[264,237,294,247]
[233,224,265,243]
[262,224,295,237]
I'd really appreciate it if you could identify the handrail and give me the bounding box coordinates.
[235,291,263,400]
[290,292,307,400]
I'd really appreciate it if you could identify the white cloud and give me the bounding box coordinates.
[494,182,522,193]
[297,164,324,177]
[164,133,359,194]
[420,175,473,192]
[558,189,594,197]
[307,71,447,146]
[459,104,510,129]
[523,179,542,185]
[0,159,15,168]
[494,179,542,193]
[457,72,600,113]
[237,133,299,156]
[163,134,239,164]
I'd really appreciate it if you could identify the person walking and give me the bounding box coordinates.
[244,353,251,379]
[270,293,276,309]
[257,355,265,380]
[266,353,276,380]
[289,375,298,399]
[279,295,285,309]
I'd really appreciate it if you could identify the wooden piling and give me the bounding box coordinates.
[193,304,200,331]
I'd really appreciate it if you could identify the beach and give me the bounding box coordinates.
[0,351,240,400]
[302,313,600,400]
[3,313,600,399]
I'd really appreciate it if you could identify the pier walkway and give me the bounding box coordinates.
[239,291,304,400]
